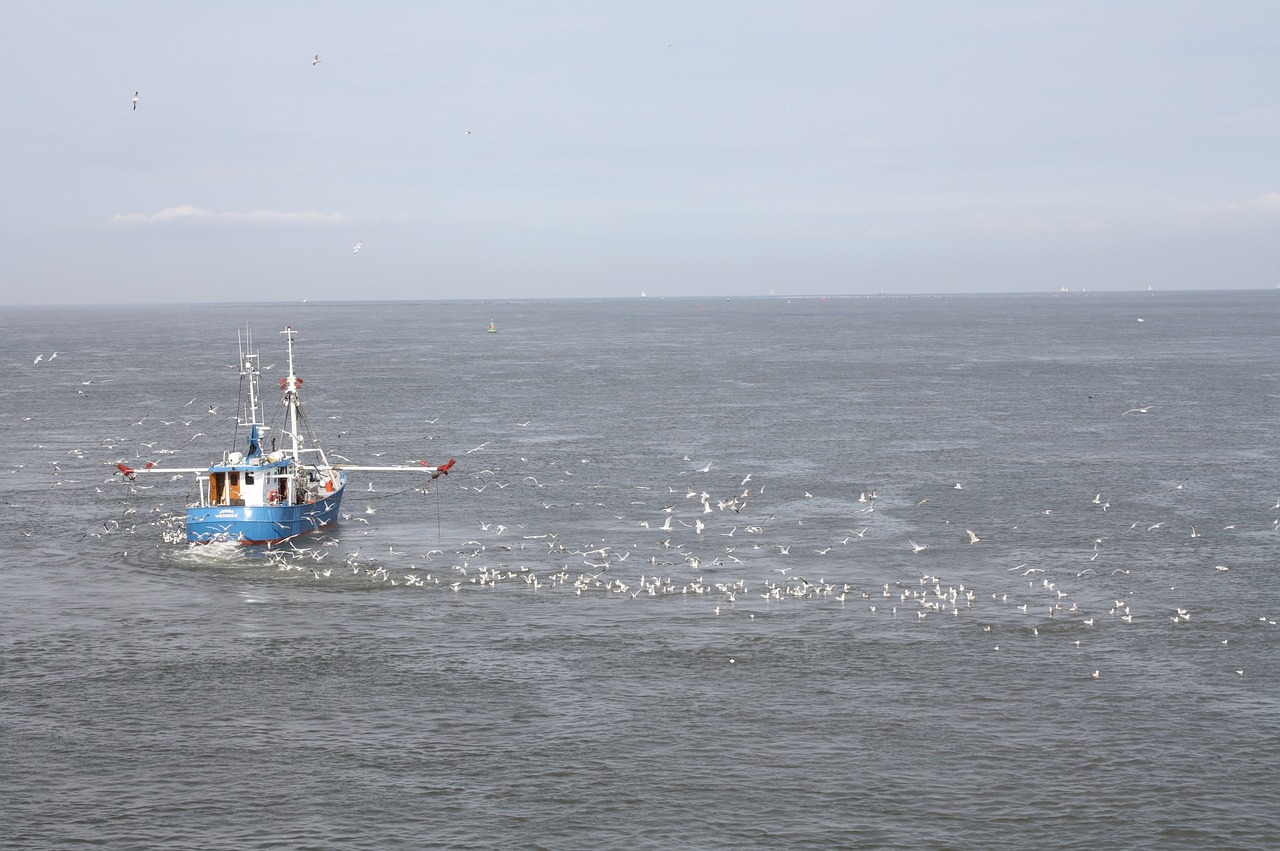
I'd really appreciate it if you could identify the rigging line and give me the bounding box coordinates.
[363,483,424,501]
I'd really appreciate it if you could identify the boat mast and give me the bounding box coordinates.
[237,328,265,458]
[279,325,330,468]
[281,326,301,461]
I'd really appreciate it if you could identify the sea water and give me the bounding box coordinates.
[2,292,1278,849]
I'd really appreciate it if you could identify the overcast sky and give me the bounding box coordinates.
[2,1,1278,305]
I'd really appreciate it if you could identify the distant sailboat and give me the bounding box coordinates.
[640,290,647,298]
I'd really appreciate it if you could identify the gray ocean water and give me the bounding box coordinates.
[2,292,1278,850]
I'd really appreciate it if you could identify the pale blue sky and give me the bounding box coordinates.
[2,1,1278,304]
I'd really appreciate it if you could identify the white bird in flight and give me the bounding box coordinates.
[909,539,927,554]
[965,529,980,544]
[1122,405,1154,415]
[312,54,321,65]
[131,91,139,110]
[352,241,362,254]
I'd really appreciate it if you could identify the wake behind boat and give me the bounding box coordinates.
[118,325,454,544]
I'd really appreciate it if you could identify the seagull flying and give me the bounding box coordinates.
[131,91,139,110]
[352,241,362,254]
[312,54,321,65]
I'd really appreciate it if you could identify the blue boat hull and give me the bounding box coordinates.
[186,488,345,544]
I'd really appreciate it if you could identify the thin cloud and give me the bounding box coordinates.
[1221,192,1280,212]
[1172,192,1280,229]
[108,204,348,225]
[958,213,1107,234]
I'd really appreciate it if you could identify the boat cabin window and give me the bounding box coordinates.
[208,471,246,505]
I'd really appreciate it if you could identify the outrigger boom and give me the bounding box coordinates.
[334,463,455,475]
[123,462,455,477]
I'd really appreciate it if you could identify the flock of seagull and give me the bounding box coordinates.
[20,346,1263,685]
[89,399,1279,684]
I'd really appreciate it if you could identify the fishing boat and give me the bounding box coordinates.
[119,325,454,544]
[487,319,497,333]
